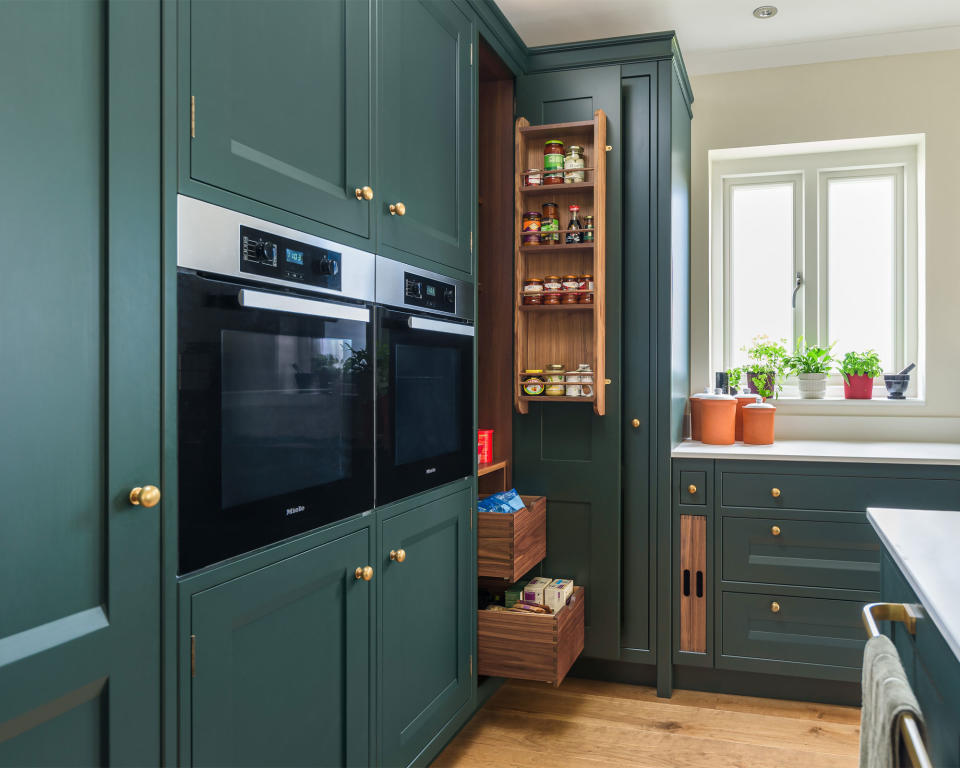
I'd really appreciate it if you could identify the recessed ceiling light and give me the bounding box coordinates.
[753,5,778,18]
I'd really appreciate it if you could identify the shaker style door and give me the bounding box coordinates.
[188,0,374,242]
[378,0,473,276]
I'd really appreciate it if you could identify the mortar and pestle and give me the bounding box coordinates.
[883,363,915,399]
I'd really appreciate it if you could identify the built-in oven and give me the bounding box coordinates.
[375,257,474,505]
[177,197,376,574]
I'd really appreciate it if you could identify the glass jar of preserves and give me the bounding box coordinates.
[543,140,565,185]
[523,277,544,305]
[522,168,542,186]
[541,202,560,244]
[565,204,582,244]
[578,274,594,304]
[522,370,545,396]
[544,274,562,293]
[561,274,580,304]
[521,211,541,246]
[544,364,566,396]
[564,145,585,184]
[583,215,594,243]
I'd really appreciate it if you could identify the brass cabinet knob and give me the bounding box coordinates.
[129,485,161,508]
[631,418,640,428]
[771,525,781,536]
[389,202,406,216]
[688,484,697,495]
[354,185,374,201]
[389,549,406,563]
[771,487,781,498]
[354,566,374,581]
[770,601,781,614]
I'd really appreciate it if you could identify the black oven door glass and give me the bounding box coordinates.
[376,307,473,505]
[178,272,374,574]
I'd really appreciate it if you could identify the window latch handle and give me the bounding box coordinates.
[791,272,803,309]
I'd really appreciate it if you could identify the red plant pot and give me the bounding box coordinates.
[843,374,874,399]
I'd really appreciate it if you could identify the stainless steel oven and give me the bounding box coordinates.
[375,257,474,505]
[177,197,376,574]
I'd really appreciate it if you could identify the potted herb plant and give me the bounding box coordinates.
[840,349,882,399]
[725,367,744,395]
[786,337,835,399]
[742,336,788,399]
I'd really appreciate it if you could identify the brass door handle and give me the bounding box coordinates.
[129,485,161,508]
[771,487,781,498]
[389,549,406,563]
[354,185,374,201]
[631,418,640,428]
[354,566,374,581]
[770,601,781,614]
[687,484,697,495]
[771,525,781,536]
[389,202,406,216]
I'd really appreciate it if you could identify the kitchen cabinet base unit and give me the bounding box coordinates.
[477,494,547,581]
[478,587,585,686]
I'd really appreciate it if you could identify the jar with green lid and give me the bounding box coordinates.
[543,140,564,185]
[563,145,585,183]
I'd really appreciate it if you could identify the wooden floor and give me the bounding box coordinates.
[434,678,861,768]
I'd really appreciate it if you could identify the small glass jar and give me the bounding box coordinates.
[576,364,594,397]
[544,364,566,396]
[522,168,542,186]
[564,370,582,397]
[544,274,562,295]
[541,202,560,244]
[522,278,544,305]
[522,370,545,396]
[583,215,594,243]
[561,274,579,304]
[578,274,594,304]
[543,140,565,185]
[521,211,541,246]
[563,145,585,184]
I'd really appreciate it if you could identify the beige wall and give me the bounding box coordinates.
[689,49,960,441]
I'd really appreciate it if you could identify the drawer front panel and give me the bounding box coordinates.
[721,592,866,670]
[679,471,706,506]
[722,471,960,512]
[723,517,880,591]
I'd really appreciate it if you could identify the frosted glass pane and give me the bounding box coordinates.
[729,183,794,367]
[827,176,895,370]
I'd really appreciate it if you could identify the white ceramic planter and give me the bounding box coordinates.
[797,373,828,399]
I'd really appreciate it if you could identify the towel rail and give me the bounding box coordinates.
[862,602,932,768]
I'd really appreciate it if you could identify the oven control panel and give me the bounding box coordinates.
[403,272,456,314]
[239,226,342,291]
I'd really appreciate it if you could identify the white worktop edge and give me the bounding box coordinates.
[672,439,960,466]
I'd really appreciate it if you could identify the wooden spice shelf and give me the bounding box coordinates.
[477,459,508,477]
[519,119,595,137]
[519,243,594,254]
[520,181,594,195]
[518,303,593,312]
[518,395,596,404]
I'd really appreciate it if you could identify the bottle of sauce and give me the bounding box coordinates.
[565,204,582,244]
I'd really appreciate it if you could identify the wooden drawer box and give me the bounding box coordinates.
[477,586,585,687]
[477,495,546,581]
[719,591,866,680]
[722,517,880,592]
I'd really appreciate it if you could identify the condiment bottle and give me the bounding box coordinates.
[565,205,582,244]
[544,364,566,396]
[522,370,545,396]
[543,140,565,184]
[583,215,594,242]
[561,275,579,304]
[541,201,560,244]
[564,145,585,183]
[578,274,593,304]
[699,389,736,445]
[742,397,776,445]
[522,278,544,305]
[521,211,541,246]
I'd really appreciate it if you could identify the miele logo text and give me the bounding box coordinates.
[285,505,306,516]
[425,467,437,475]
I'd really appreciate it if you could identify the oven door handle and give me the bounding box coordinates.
[238,288,370,323]
[407,316,475,337]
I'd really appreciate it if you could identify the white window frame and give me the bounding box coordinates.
[710,137,921,398]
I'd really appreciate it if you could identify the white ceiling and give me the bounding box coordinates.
[494,0,960,74]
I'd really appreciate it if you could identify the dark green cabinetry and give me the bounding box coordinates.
[190,529,372,767]
[184,0,375,245]
[378,0,474,276]
[377,485,472,767]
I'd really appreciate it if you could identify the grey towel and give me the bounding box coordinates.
[860,634,926,768]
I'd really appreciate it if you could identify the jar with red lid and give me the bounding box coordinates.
[578,274,594,304]
[561,274,580,304]
[521,212,541,246]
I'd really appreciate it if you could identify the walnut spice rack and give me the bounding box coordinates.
[514,112,607,416]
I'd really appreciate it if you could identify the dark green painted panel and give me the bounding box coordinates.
[722,517,880,592]
[379,486,470,768]
[378,0,473,276]
[514,64,623,661]
[188,0,373,240]
[679,471,706,506]
[719,592,866,681]
[191,529,370,767]
[0,690,104,768]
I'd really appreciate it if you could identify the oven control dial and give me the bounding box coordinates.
[315,256,339,276]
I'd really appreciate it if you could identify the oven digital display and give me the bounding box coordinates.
[285,248,304,265]
[426,285,437,297]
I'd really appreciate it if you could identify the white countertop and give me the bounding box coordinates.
[867,507,960,663]
[672,439,960,465]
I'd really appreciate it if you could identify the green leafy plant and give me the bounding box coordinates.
[726,367,744,393]
[749,368,776,399]
[742,336,789,398]
[785,337,835,375]
[839,349,882,383]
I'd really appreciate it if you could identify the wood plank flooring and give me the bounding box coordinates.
[433,678,860,768]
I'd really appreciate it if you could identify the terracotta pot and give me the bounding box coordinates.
[742,402,776,445]
[735,394,762,441]
[689,393,709,441]
[843,374,874,399]
[700,394,736,445]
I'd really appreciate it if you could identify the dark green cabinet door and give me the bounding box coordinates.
[514,66,624,660]
[191,530,371,767]
[378,0,473,276]
[379,486,471,767]
[188,0,373,240]
[0,2,161,764]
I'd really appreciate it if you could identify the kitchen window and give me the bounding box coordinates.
[710,136,922,397]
